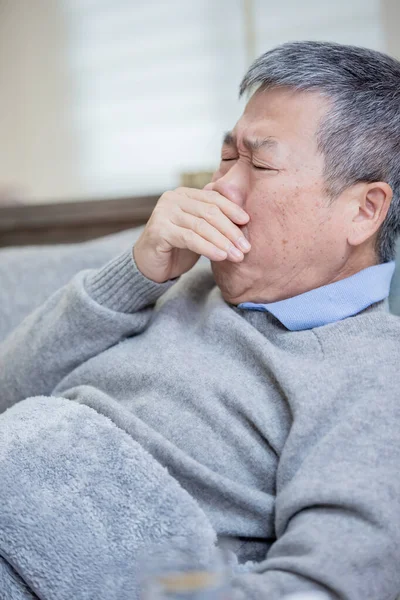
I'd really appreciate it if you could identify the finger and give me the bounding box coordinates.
[169,223,243,263]
[168,192,251,252]
[174,209,248,258]
[176,187,250,224]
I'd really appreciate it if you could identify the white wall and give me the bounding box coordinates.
[61,0,248,199]
[254,0,384,55]
[0,0,388,203]
[0,0,83,201]
[381,0,400,59]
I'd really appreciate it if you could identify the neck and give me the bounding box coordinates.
[329,247,378,285]
[224,247,379,305]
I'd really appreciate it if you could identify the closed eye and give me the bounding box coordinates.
[252,164,275,171]
[221,158,276,171]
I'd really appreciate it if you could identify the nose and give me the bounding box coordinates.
[204,166,247,209]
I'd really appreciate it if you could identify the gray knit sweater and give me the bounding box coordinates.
[1,249,400,600]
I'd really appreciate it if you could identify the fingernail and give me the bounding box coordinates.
[215,249,228,259]
[229,246,244,260]
[237,237,251,251]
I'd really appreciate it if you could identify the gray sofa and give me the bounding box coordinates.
[0,227,144,342]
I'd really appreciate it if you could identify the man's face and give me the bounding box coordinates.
[208,87,354,304]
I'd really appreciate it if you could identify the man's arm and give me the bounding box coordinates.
[231,377,400,600]
[0,185,250,414]
[0,250,176,413]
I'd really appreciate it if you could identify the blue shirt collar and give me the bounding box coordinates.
[237,262,395,331]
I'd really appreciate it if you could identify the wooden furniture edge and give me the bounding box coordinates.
[0,195,159,246]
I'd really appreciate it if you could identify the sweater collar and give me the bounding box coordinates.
[237,261,395,331]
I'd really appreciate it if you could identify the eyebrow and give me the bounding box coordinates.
[222,131,278,152]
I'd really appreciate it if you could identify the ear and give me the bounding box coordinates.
[347,182,393,247]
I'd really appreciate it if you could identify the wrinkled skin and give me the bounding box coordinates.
[206,87,391,304]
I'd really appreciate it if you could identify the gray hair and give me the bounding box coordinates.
[240,41,400,263]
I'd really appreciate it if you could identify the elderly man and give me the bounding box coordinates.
[1,41,400,600]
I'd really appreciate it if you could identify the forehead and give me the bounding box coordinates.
[233,87,329,149]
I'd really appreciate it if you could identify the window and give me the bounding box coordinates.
[61,0,384,198]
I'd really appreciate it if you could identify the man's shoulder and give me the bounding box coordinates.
[315,304,400,359]
[364,306,400,338]
[368,310,400,353]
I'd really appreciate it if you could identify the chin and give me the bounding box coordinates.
[211,260,250,305]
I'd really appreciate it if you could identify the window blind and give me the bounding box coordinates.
[61,0,384,199]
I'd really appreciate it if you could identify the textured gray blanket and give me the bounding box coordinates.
[0,395,217,599]
[0,229,220,599]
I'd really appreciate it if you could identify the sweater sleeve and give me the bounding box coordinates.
[230,373,400,600]
[0,249,177,414]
